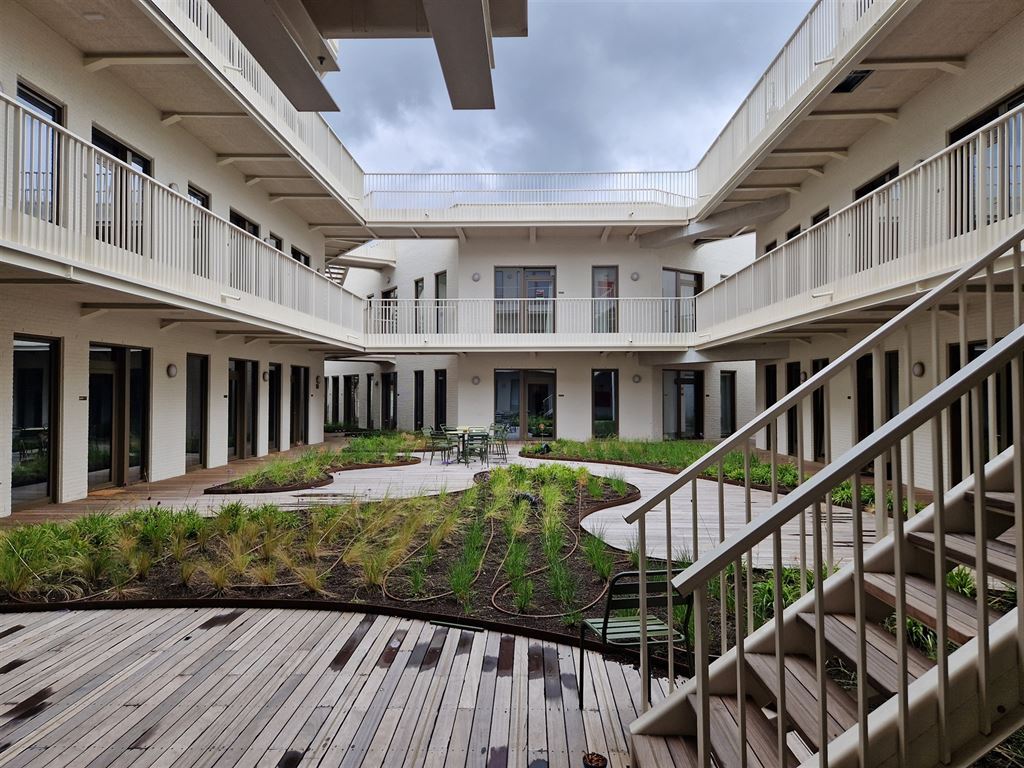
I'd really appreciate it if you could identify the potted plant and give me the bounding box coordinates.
[582,752,608,768]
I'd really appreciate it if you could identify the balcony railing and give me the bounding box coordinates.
[0,93,365,344]
[146,0,364,207]
[697,101,1024,344]
[364,296,696,348]
[361,171,697,223]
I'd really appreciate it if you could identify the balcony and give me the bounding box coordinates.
[361,171,697,225]
[697,102,1024,345]
[0,93,365,347]
[363,297,696,351]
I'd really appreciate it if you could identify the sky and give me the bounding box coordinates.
[322,0,815,173]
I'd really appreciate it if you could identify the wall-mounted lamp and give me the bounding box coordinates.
[471,375,481,385]
[471,272,481,282]
[800,371,808,382]
[912,361,926,378]
[630,272,640,282]
[631,374,642,384]
[262,370,269,382]
[166,363,178,378]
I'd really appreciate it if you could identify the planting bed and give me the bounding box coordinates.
[0,464,642,638]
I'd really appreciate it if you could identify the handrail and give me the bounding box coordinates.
[674,319,1024,596]
[626,194,1024,524]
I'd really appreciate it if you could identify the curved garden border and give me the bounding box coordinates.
[204,457,421,495]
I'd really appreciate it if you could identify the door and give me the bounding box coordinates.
[365,373,374,430]
[764,364,778,449]
[720,370,737,438]
[948,341,1014,482]
[185,354,208,471]
[785,362,800,456]
[290,365,310,446]
[592,267,618,333]
[811,358,828,461]
[88,345,149,488]
[414,371,424,431]
[344,375,358,427]
[268,363,282,452]
[228,359,258,460]
[592,369,618,438]
[663,370,704,439]
[12,335,59,507]
[330,375,341,425]
[662,269,702,332]
[494,369,556,440]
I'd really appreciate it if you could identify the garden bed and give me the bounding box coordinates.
[206,434,425,494]
[0,464,641,639]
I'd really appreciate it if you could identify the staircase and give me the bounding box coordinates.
[625,228,1024,767]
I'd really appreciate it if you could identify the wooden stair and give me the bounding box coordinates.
[963,490,1016,518]
[906,530,1017,582]
[796,612,934,696]
[702,694,799,768]
[632,733,700,768]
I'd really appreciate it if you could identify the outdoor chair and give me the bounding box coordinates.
[488,423,509,463]
[578,569,692,707]
[423,428,455,465]
[462,431,490,466]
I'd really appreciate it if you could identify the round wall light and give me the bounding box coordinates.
[912,361,926,378]
[166,363,178,378]
[630,271,640,282]
[471,375,481,385]
[472,272,481,282]
[262,370,269,382]
[631,374,642,384]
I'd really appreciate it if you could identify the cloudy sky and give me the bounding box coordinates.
[322,0,814,173]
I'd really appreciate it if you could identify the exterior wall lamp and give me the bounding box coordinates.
[166,363,178,378]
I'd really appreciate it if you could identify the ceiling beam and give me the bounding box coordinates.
[216,154,291,166]
[84,53,190,71]
[160,111,247,126]
[736,183,802,193]
[0,278,78,285]
[269,193,334,203]
[640,195,789,249]
[771,148,848,160]
[456,227,467,243]
[600,226,612,244]
[861,56,967,75]
[81,302,170,310]
[807,109,898,124]
[753,165,825,177]
[422,0,495,109]
[245,175,312,186]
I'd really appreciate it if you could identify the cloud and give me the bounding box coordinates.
[323,1,815,172]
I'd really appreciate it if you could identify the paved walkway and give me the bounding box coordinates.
[5,445,875,569]
[0,607,676,768]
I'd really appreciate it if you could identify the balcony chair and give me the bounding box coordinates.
[578,569,692,708]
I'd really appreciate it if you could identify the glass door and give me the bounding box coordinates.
[663,369,704,439]
[12,336,59,506]
[495,268,555,333]
[228,359,258,460]
[88,349,116,488]
[88,345,149,488]
[381,372,398,431]
[290,365,309,446]
[268,363,282,452]
[592,267,618,333]
[494,370,522,439]
[185,354,208,471]
[494,369,556,440]
[662,268,702,332]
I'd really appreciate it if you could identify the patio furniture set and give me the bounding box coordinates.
[421,424,510,466]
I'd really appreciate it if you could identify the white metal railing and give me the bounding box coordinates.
[698,102,1024,344]
[361,171,697,223]
[146,0,364,207]
[363,296,697,348]
[0,93,365,342]
[626,224,1024,764]
[693,0,902,211]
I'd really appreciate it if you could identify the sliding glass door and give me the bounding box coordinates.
[12,336,59,506]
[495,267,555,333]
[494,369,556,440]
[290,365,309,446]
[228,359,258,460]
[662,369,704,440]
[185,354,208,471]
[88,344,149,489]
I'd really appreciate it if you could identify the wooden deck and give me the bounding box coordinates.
[0,608,672,767]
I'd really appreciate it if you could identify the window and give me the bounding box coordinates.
[811,207,830,226]
[854,165,899,200]
[413,370,424,431]
[785,224,801,241]
[187,184,210,209]
[763,240,777,255]
[414,278,425,333]
[764,364,778,448]
[592,370,618,438]
[720,371,736,437]
[592,267,618,333]
[495,267,556,333]
[17,83,64,224]
[291,247,310,267]
[949,85,1024,144]
[811,358,829,460]
[92,127,151,175]
[785,362,800,456]
[381,372,398,430]
[229,209,259,237]
[435,271,448,333]
[267,233,283,250]
[365,373,374,430]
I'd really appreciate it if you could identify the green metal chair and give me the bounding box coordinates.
[578,569,692,707]
[488,423,509,462]
[423,427,454,465]
[462,431,490,466]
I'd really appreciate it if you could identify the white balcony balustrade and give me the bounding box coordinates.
[698,102,1024,344]
[363,296,697,350]
[0,94,365,345]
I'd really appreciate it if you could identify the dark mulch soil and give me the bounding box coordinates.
[204,457,421,495]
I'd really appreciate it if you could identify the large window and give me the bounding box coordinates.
[93,128,151,254]
[17,83,63,225]
[12,336,60,507]
[592,370,618,438]
[495,370,556,440]
[185,354,208,470]
[720,371,736,438]
[661,268,702,332]
[592,267,618,333]
[495,267,555,333]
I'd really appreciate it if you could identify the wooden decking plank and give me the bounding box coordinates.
[421,630,477,768]
[542,642,569,766]
[464,631,502,766]
[395,627,463,768]
[557,640,588,761]
[483,634,516,768]
[442,629,492,768]
[586,653,629,766]
[506,636,530,768]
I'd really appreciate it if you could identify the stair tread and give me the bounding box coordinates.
[632,733,699,768]
[863,572,1003,645]
[964,490,1016,514]
[797,612,933,695]
[746,652,857,750]
[701,694,799,768]
[906,530,1017,582]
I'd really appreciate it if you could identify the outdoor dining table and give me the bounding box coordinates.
[444,426,487,465]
